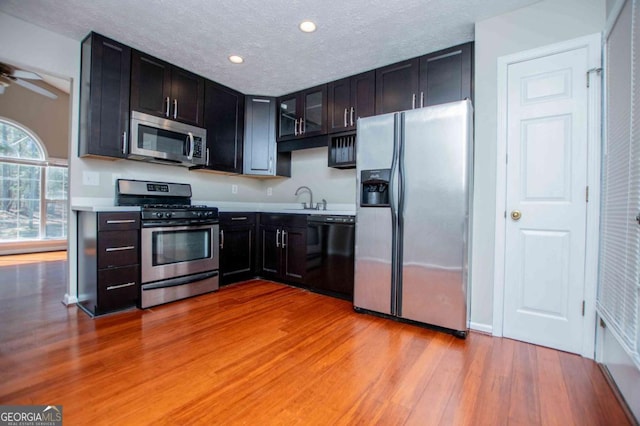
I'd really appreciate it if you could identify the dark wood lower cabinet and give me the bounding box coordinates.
[258,214,307,285]
[219,213,256,285]
[77,211,141,316]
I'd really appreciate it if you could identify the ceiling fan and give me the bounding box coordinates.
[0,62,58,99]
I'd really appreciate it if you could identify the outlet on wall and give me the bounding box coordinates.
[231,184,238,194]
[82,171,100,186]
[267,187,273,196]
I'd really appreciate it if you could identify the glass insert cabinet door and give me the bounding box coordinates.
[279,97,297,139]
[304,89,324,134]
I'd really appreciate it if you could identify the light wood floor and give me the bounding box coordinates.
[0,253,632,425]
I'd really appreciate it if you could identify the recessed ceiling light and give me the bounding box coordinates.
[228,55,244,64]
[299,20,317,33]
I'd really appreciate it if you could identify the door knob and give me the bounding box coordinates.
[511,210,522,221]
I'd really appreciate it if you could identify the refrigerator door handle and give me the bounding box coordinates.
[388,113,402,316]
[395,112,407,316]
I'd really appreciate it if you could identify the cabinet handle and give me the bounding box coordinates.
[269,157,273,173]
[282,229,287,248]
[173,99,178,119]
[300,118,304,135]
[294,119,299,136]
[231,216,248,221]
[107,282,136,291]
[106,219,136,224]
[121,131,127,154]
[412,93,416,109]
[420,92,424,108]
[220,229,224,249]
[276,229,281,248]
[165,97,170,117]
[105,245,135,252]
[206,148,210,166]
[350,107,355,126]
[344,108,348,127]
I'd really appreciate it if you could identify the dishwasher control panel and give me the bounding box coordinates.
[307,215,355,224]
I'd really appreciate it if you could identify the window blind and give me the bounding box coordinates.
[598,0,640,366]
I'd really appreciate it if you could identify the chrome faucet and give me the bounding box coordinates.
[294,186,313,209]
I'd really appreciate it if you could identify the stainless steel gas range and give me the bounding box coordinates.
[116,179,219,308]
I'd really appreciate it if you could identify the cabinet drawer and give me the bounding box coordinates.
[260,213,308,228]
[220,212,256,225]
[98,231,139,269]
[98,212,140,231]
[98,265,139,312]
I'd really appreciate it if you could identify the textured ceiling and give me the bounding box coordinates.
[0,0,538,96]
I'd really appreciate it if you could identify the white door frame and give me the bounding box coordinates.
[493,33,602,358]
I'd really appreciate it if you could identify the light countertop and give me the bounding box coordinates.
[71,199,355,216]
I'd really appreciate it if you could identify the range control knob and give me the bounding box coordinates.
[197,212,203,217]
[156,212,164,218]
[165,212,172,218]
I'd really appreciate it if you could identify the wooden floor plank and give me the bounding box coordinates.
[0,254,633,425]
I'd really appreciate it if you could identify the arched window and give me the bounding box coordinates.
[0,118,68,242]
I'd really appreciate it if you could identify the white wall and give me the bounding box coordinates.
[269,147,356,206]
[471,0,605,328]
[0,11,80,302]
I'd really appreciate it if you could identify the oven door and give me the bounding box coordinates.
[141,223,219,284]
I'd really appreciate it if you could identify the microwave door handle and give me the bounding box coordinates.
[187,132,194,160]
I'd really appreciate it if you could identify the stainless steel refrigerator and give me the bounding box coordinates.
[354,99,473,336]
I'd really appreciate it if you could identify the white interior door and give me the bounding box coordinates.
[502,47,589,354]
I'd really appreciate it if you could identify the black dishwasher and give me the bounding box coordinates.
[306,215,355,300]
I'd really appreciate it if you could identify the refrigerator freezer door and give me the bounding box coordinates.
[354,113,398,315]
[399,100,471,331]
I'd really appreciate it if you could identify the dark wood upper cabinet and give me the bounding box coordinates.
[131,51,204,126]
[375,42,473,114]
[328,70,375,132]
[202,80,244,174]
[419,42,473,107]
[375,58,420,115]
[277,84,327,141]
[79,32,131,159]
[171,67,205,125]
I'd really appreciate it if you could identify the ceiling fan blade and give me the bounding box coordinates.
[12,78,58,99]
[12,69,42,80]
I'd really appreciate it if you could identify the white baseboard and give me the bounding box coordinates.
[469,322,493,334]
[62,293,77,306]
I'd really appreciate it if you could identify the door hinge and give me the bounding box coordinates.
[582,300,585,316]
[586,186,589,203]
[586,67,602,88]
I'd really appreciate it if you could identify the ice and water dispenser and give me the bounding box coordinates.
[360,169,391,207]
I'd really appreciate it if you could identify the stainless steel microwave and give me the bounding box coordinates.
[129,111,207,167]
